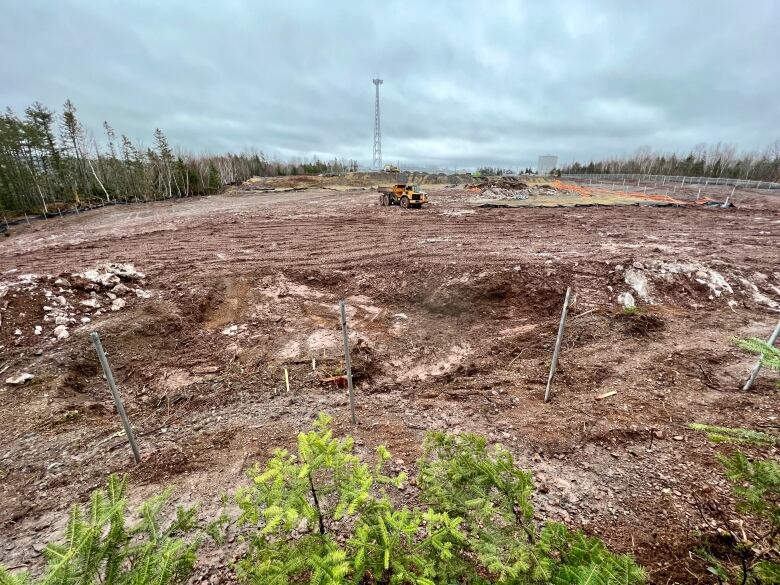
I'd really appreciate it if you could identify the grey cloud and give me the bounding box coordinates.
[1,0,778,169]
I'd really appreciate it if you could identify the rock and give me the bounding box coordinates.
[222,324,238,336]
[192,365,219,374]
[54,277,70,287]
[672,435,684,441]
[111,298,126,311]
[80,269,120,287]
[112,283,130,294]
[14,328,22,336]
[81,316,91,324]
[80,298,101,309]
[53,325,69,340]
[6,372,34,385]
[105,263,145,280]
[653,429,664,439]
[54,315,69,325]
[107,292,117,300]
[34,349,43,356]
[617,291,635,309]
[393,313,408,320]
[134,288,152,299]
[624,269,650,300]
[34,325,42,335]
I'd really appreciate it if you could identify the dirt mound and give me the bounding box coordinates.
[472,177,529,190]
[615,310,665,337]
[414,269,567,318]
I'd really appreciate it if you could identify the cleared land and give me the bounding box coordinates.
[1,179,779,583]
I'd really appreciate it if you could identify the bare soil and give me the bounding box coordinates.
[1,181,779,584]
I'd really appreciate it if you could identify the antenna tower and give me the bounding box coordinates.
[372,78,383,169]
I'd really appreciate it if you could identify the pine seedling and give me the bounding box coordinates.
[690,433,780,583]
[0,475,200,585]
[734,337,780,371]
[688,423,778,446]
[417,432,646,584]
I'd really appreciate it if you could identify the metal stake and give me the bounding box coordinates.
[742,320,780,391]
[722,185,736,207]
[90,332,141,463]
[544,287,572,403]
[339,300,356,424]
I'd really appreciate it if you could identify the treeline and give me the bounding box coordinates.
[561,141,780,182]
[475,166,516,175]
[0,100,359,214]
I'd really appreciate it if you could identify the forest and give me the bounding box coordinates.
[0,100,359,215]
[560,142,780,182]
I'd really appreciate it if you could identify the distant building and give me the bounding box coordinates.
[538,155,558,175]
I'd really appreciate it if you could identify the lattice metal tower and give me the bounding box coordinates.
[372,78,383,169]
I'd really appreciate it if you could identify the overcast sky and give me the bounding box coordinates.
[2,0,779,170]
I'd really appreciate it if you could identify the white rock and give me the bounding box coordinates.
[14,328,22,336]
[81,269,101,282]
[80,298,101,309]
[222,324,238,336]
[107,292,117,300]
[105,263,145,280]
[618,292,636,309]
[54,315,69,326]
[6,372,34,385]
[392,313,409,320]
[624,269,650,300]
[81,316,91,324]
[112,283,130,294]
[53,325,69,340]
[34,325,43,335]
[80,269,120,287]
[54,277,70,287]
[134,288,152,299]
[111,298,126,311]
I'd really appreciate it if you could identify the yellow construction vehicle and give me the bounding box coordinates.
[378,184,429,208]
[383,164,400,173]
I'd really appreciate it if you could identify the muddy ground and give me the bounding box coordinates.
[1,181,778,584]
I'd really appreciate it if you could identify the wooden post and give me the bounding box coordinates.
[544,287,572,403]
[91,332,141,463]
[742,320,780,391]
[339,300,356,424]
[2,215,8,230]
[24,212,30,226]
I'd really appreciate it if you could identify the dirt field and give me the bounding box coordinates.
[1,181,779,583]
